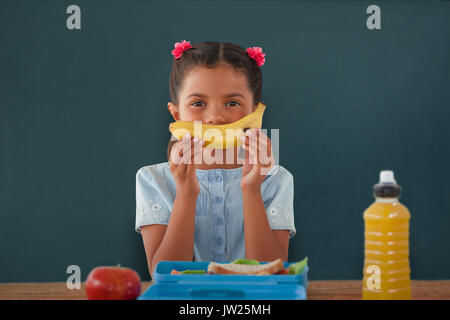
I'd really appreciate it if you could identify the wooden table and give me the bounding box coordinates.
[1,281,449,300]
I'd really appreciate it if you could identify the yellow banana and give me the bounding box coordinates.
[169,102,266,149]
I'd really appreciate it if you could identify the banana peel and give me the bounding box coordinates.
[169,102,266,149]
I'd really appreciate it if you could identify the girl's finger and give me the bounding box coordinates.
[240,143,250,164]
[244,145,272,177]
[186,153,198,176]
[170,143,182,165]
[176,151,188,173]
[243,144,259,165]
[181,137,203,164]
[259,150,272,167]
[245,132,272,158]
[256,145,272,166]
[244,141,272,167]
[180,143,194,164]
[171,135,191,161]
[243,129,268,148]
[174,135,193,172]
[186,140,204,175]
[182,135,197,157]
[171,144,186,165]
[244,128,258,141]
[245,135,268,152]
[241,135,268,149]
[170,136,200,176]
[190,142,203,165]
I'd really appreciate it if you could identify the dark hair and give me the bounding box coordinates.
[169,41,263,106]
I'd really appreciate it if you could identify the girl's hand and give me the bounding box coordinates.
[240,128,275,192]
[169,134,204,199]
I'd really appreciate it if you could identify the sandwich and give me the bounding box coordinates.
[207,258,284,275]
[169,257,308,276]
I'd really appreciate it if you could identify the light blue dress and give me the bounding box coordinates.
[135,162,296,262]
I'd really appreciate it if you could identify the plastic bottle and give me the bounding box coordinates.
[362,170,411,300]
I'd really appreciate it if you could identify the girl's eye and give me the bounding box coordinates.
[227,101,241,107]
[191,101,241,107]
[191,101,205,107]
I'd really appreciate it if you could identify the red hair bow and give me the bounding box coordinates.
[172,40,192,59]
[246,46,266,67]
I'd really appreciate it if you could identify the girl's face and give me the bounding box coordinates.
[168,64,257,124]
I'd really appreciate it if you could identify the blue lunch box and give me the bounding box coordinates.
[138,261,309,300]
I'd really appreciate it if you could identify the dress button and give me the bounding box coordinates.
[213,196,223,204]
[215,175,222,182]
[208,172,216,181]
[215,217,223,225]
[215,236,223,246]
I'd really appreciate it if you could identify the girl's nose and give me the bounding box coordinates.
[205,108,227,125]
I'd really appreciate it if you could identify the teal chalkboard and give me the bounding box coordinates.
[1,1,449,282]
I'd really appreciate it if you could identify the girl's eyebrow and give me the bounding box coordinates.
[187,93,245,99]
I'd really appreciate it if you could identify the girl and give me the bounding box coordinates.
[135,41,296,277]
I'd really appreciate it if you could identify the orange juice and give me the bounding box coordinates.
[363,170,411,300]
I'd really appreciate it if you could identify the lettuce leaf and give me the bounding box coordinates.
[231,259,260,265]
[179,269,206,274]
[288,257,308,275]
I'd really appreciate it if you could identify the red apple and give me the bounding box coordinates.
[85,266,141,300]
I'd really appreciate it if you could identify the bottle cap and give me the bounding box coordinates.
[373,170,401,198]
[379,170,396,184]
